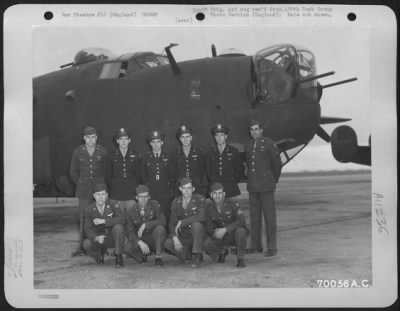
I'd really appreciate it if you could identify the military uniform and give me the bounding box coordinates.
[174,145,207,196]
[164,194,206,258]
[106,147,141,214]
[205,144,245,198]
[125,200,167,258]
[70,144,108,199]
[69,142,108,253]
[82,199,125,262]
[204,199,248,261]
[140,151,174,221]
[244,135,281,253]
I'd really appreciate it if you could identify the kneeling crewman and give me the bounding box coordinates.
[164,177,206,268]
[204,183,248,268]
[124,185,167,267]
[83,183,125,268]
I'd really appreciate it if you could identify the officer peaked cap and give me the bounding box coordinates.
[211,124,229,135]
[83,126,97,136]
[115,127,131,139]
[146,130,165,143]
[176,124,193,138]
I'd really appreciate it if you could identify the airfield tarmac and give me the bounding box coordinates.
[33,171,371,289]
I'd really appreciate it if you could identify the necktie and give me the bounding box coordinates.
[183,199,189,209]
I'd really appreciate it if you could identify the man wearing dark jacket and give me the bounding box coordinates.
[164,177,206,268]
[204,183,248,268]
[82,183,125,268]
[105,128,140,216]
[124,185,167,267]
[205,124,245,198]
[69,126,108,256]
[244,120,282,257]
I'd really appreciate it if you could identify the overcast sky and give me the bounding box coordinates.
[33,24,371,172]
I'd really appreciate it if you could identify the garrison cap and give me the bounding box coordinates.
[249,119,262,128]
[176,124,192,138]
[211,124,229,135]
[83,126,97,136]
[146,130,165,143]
[210,182,224,192]
[136,184,149,195]
[179,177,192,187]
[115,127,131,139]
[93,183,108,193]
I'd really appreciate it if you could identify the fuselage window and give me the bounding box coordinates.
[99,62,122,79]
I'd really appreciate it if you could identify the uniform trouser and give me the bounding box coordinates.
[204,227,248,260]
[249,191,277,251]
[110,200,135,218]
[164,222,206,256]
[125,225,167,256]
[77,199,92,249]
[82,224,125,260]
[152,195,172,226]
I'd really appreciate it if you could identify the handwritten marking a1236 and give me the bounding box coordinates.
[373,193,388,235]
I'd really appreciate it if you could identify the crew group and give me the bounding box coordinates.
[69,121,282,269]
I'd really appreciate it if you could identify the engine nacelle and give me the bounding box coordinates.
[331,125,358,163]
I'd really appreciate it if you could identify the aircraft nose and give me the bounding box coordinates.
[255,66,296,105]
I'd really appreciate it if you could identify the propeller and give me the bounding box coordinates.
[211,44,217,57]
[316,126,330,142]
[320,116,351,124]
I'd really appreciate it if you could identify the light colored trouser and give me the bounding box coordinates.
[248,191,277,252]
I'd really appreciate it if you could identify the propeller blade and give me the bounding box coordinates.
[211,44,217,57]
[316,126,330,142]
[320,116,351,124]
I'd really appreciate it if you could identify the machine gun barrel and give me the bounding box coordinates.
[322,77,357,89]
[298,71,335,84]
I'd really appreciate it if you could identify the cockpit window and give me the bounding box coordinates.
[98,53,169,79]
[136,54,169,68]
[297,49,315,79]
[99,62,123,79]
[252,44,317,105]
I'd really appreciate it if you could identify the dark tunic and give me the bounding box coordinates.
[69,144,108,199]
[205,144,245,197]
[173,145,207,196]
[105,147,141,200]
[244,136,282,192]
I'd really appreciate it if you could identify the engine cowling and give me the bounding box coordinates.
[331,125,358,163]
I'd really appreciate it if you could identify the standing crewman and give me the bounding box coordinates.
[173,125,207,196]
[204,183,248,268]
[244,120,282,257]
[124,185,167,267]
[141,130,174,223]
[82,183,125,268]
[69,126,108,257]
[206,124,245,198]
[164,177,206,268]
[105,128,141,217]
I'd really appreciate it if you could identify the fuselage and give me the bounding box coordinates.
[33,46,321,192]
